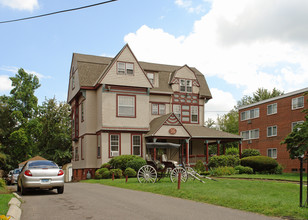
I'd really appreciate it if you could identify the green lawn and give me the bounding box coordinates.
[84,178,308,220]
[221,173,307,182]
[0,187,13,215]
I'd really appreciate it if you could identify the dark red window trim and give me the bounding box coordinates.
[109,133,121,158]
[116,94,136,118]
[172,104,199,124]
[116,61,135,75]
[131,133,143,157]
[81,137,84,160]
[151,103,166,115]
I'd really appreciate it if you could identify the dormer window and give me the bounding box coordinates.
[147,73,154,85]
[180,79,192,93]
[117,62,134,75]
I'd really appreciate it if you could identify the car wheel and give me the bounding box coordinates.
[21,183,27,195]
[57,186,64,194]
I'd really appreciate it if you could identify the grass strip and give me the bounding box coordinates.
[0,188,13,215]
[84,178,308,220]
[221,173,307,182]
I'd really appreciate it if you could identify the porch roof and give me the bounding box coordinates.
[185,125,242,141]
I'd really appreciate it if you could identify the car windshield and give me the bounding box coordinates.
[28,161,58,168]
[13,169,20,174]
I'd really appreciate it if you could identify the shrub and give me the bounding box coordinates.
[110,168,123,178]
[208,155,240,168]
[194,160,205,173]
[225,147,239,155]
[199,171,210,176]
[126,158,146,172]
[240,156,278,173]
[109,155,142,171]
[210,166,236,176]
[100,163,111,169]
[234,165,253,174]
[241,149,261,158]
[95,168,109,179]
[102,170,111,179]
[124,167,137,177]
[0,178,6,188]
[262,163,284,174]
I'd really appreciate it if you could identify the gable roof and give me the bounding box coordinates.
[169,65,200,85]
[70,46,212,100]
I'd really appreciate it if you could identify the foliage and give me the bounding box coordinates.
[0,215,11,220]
[282,93,308,159]
[208,155,239,168]
[204,118,216,128]
[240,156,278,173]
[237,88,284,108]
[234,165,253,174]
[100,163,111,169]
[209,166,236,176]
[126,158,146,172]
[241,149,261,158]
[194,160,205,173]
[124,167,136,177]
[110,169,123,179]
[225,147,239,155]
[217,109,239,134]
[109,155,143,171]
[0,179,6,188]
[102,171,111,179]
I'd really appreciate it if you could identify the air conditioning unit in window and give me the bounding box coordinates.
[247,120,252,124]
[111,152,119,157]
[248,140,252,144]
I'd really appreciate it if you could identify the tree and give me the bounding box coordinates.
[37,98,72,165]
[282,93,308,159]
[217,109,239,134]
[237,88,284,108]
[204,118,216,129]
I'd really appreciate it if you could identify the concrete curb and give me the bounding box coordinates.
[6,193,22,220]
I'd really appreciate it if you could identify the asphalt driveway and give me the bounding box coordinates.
[20,182,281,220]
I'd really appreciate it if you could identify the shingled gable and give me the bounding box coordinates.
[169,65,200,86]
[146,113,191,138]
[95,44,153,88]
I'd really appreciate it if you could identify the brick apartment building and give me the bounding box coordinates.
[238,88,308,172]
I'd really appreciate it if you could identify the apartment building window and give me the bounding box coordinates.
[292,96,304,110]
[292,121,304,131]
[180,79,192,93]
[267,148,277,158]
[132,135,141,156]
[191,106,198,123]
[241,129,259,140]
[267,103,277,115]
[267,126,277,137]
[147,73,154,85]
[241,108,259,121]
[152,103,166,115]
[117,62,134,75]
[117,95,135,117]
[97,134,101,158]
[110,134,120,157]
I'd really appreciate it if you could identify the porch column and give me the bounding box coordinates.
[239,141,242,159]
[205,140,209,171]
[153,138,157,161]
[186,139,189,165]
[217,140,221,156]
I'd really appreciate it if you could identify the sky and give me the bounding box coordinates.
[0,0,308,122]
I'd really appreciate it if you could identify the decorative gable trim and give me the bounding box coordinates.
[169,65,200,86]
[95,44,153,88]
[164,114,181,126]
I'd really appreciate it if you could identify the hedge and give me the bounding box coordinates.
[126,158,146,172]
[208,155,240,168]
[109,155,144,171]
[240,156,278,173]
[234,165,253,174]
[241,149,261,158]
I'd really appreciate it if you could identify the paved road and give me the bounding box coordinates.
[18,182,280,220]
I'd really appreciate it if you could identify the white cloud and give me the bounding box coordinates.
[0,0,38,11]
[174,0,206,14]
[0,66,51,80]
[0,75,13,92]
[204,88,237,121]
[124,0,308,113]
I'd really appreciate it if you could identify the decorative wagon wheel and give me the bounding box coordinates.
[170,167,188,183]
[137,165,157,183]
[186,166,197,181]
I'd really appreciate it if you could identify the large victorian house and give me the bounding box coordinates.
[67,44,241,180]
